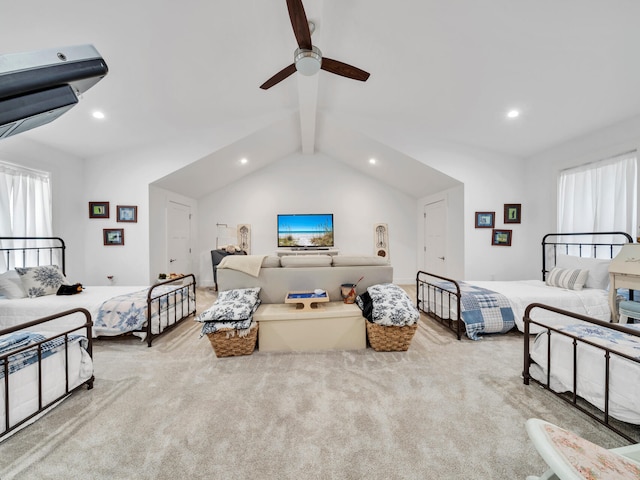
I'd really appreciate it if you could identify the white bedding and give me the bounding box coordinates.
[0,286,146,334]
[1,331,93,439]
[529,323,640,424]
[467,280,611,333]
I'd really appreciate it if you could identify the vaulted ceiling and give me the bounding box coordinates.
[2,1,640,197]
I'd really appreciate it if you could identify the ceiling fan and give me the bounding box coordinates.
[260,0,370,90]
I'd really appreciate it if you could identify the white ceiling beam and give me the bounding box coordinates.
[297,74,319,154]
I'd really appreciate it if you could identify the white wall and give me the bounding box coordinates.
[0,136,86,280]
[525,114,640,248]
[197,153,417,286]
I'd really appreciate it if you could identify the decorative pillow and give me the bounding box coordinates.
[217,287,261,305]
[555,254,610,290]
[280,255,332,268]
[0,270,27,299]
[545,267,589,291]
[261,256,281,268]
[15,265,69,298]
[332,255,389,267]
[365,283,419,326]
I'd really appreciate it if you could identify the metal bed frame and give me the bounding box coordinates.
[523,303,640,443]
[1,308,94,441]
[416,232,633,340]
[0,236,197,347]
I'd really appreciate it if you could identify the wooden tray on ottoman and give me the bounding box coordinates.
[366,321,417,352]
[207,324,258,358]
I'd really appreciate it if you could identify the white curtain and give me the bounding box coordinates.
[558,151,637,245]
[0,161,53,269]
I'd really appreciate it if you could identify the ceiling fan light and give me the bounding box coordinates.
[294,46,322,76]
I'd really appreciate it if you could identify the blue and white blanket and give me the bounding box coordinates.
[0,331,87,379]
[430,280,515,340]
[546,323,640,358]
[458,282,515,340]
[94,285,193,336]
[196,287,261,336]
[357,283,419,327]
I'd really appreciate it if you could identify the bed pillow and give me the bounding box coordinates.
[546,267,589,291]
[15,265,69,298]
[0,270,27,299]
[555,254,611,290]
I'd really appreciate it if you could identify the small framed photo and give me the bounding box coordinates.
[117,205,137,223]
[475,211,495,228]
[89,202,109,219]
[504,204,521,224]
[103,228,124,246]
[492,229,512,246]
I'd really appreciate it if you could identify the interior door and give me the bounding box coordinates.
[424,200,447,276]
[166,201,191,275]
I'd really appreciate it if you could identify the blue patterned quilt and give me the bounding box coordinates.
[550,323,640,358]
[431,280,515,340]
[0,331,87,379]
[94,285,192,336]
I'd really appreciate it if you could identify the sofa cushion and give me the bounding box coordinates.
[280,255,333,268]
[332,255,388,267]
[261,256,281,268]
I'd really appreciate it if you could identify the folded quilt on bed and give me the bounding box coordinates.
[357,283,419,327]
[94,285,191,336]
[0,331,87,378]
[197,287,261,335]
[430,280,515,340]
[457,282,515,340]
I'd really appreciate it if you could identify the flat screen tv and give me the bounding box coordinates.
[277,214,334,248]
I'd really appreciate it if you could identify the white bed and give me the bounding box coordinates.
[1,309,94,441]
[469,280,611,333]
[0,236,197,346]
[529,323,640,424]
[416,231,631,340]
[524,304,640,442]
[0,285,145,332]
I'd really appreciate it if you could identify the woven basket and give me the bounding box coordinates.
[366,321,417,352]
[207,324,258,358]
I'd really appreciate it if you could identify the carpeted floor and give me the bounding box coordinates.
[0,287,631,479]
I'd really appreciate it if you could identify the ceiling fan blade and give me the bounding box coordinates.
[286,0,312,50]
[321,57,370,82]
[260,63,297,90]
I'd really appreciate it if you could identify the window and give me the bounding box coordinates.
[0,160,52,238]
[558,151,637,243]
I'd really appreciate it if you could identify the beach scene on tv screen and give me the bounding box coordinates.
[278,214,334,247]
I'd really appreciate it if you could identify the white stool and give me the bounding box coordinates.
[619,300,640,324]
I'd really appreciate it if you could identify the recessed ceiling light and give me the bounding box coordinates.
[506,109,520,119]
[92,111,105,119]
[240,158,248,164]
[369,158,376,165]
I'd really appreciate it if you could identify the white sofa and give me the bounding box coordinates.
[217,254,393,304]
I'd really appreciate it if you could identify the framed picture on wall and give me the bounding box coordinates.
[103,228,124,246]
[475,211,495,228]
[504,204,521,224]
[492,229,512,246]
[117,205,137,223]
[89,202,109,219]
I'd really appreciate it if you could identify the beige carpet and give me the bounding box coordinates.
[0,287,631,479]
